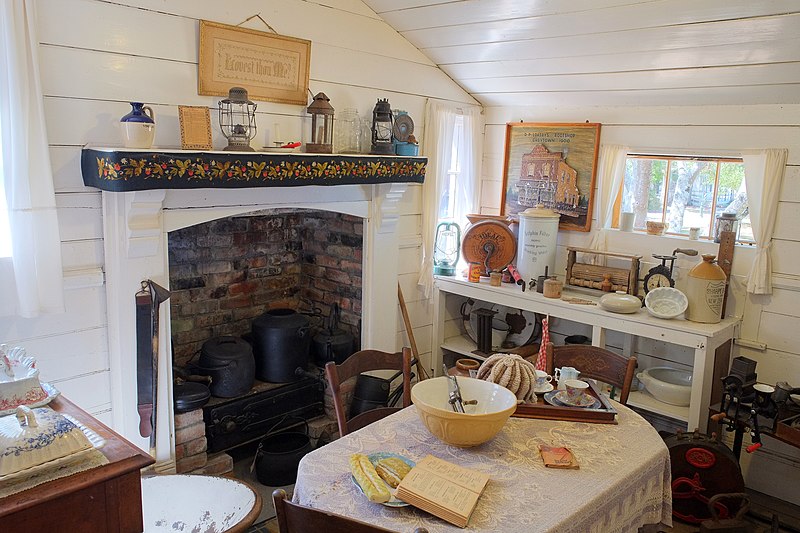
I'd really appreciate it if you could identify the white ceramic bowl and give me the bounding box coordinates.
[411,377,517,447]
[637,366,693,406]
[599,291,642,314]
[645,287,688,319]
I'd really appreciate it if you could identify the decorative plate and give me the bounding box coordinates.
[351,452,415,508]
[261,147,299,153]
[0,382,60,417]
[544,390,601,409]
[392,114,414,143]
[533,383,554,394]
[462,299,540,349]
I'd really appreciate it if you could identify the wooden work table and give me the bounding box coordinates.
[0,396,155,532]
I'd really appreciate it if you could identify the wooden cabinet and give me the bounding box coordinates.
[0,397,154,532]
[432,275,739,432]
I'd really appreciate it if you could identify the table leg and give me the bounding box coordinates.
[591,326,606,348]
[689,341,714,432]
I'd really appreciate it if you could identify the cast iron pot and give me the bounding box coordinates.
[196,336,255,398]
[254,417,313,486]
[312,304,354,367]
[251,309,310,383]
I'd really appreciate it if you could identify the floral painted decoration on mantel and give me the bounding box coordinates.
[80,148,427,192]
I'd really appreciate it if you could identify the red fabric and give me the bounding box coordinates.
[536,317,549,371]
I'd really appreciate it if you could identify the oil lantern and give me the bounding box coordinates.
[433,222,461,276]
[218,87,257,151]
[306,92,334,153]
[370,98,394,155]
[714,212,740,243]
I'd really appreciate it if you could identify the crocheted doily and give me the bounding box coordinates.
[476,353,538,403]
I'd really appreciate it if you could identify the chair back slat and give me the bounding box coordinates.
[325,347,412,436]
[273,489,406,533]
[545,343,637,404]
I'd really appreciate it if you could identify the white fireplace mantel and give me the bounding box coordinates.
[101,178,417,469]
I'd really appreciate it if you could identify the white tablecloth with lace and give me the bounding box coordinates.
[293,403,672,533]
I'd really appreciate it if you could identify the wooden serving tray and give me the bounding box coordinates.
[512,379,618,424]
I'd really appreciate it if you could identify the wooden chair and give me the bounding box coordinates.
[273,489,428,533]
[544,343,638,404]
[325,347,412,437]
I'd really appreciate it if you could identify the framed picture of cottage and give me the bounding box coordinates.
[500,122,601,232]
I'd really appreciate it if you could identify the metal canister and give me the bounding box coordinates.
[468,262,481,282]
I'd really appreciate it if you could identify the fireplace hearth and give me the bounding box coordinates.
[98,169,414,471]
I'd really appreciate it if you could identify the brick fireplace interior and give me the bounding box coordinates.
[167,208,364,475]
[168,208,363,367]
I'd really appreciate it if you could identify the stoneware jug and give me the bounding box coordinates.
[686,254,727,323]
[120,102,155,149]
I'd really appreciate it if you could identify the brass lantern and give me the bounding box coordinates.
[218,87,257,151]
[306,92,334,154]
[370,98,394,155]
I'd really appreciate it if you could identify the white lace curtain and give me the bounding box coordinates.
[417,100,483,297]
[587,145,629,263]
[0,0,64,317]
[742,148,788,295]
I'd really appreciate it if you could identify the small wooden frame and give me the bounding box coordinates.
[513,379,618,424]
[566,247,642,296]
[178,106,213,150]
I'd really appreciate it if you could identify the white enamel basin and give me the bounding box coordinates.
[141,474,261,533]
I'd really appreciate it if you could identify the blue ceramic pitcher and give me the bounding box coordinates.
[120,102,155,148]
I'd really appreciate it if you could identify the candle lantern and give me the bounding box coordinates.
[370,98,394,155]
[218,87,257,151]
[433,222,461,276]
[714,212,740,243]
[306,92,334,153]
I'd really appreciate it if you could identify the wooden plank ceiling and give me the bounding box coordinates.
[361,0,800,107]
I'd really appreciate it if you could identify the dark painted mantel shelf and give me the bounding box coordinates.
[81,146,427,192]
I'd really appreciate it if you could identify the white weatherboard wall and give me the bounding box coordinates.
[0,0,474,429]
[481,104,800,503]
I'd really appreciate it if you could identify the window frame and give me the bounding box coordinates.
[613,153,752,244]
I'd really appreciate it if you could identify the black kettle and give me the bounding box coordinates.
[312,303,354,366]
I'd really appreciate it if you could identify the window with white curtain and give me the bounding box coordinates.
[437,115,464,222]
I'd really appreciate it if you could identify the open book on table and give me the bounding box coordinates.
[395,454,489,528]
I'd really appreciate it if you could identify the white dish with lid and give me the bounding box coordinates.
[0,406,105,481]
[0,345,49,414]
[599,291,642,314]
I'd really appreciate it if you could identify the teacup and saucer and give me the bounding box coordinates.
[533,369,554,394]
[553,379,599,408]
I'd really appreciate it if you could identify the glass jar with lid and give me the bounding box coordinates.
[334,108,362,154]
